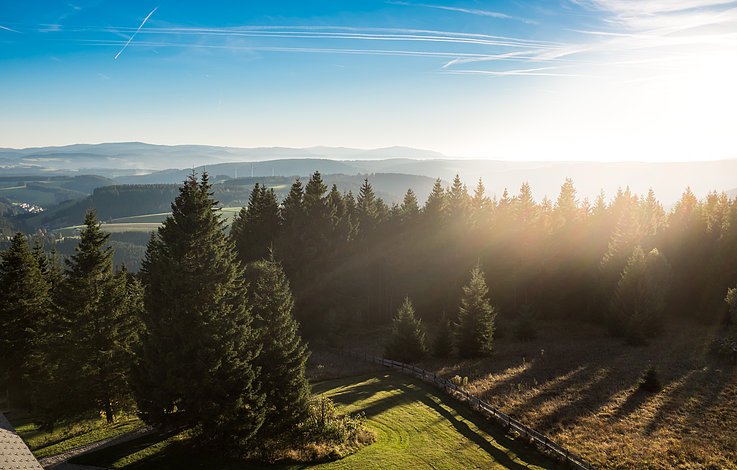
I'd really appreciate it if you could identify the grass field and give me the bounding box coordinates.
[10,413,144,459]
[71,373,558,469]
[411,321,737,470]
[55,207,242,235]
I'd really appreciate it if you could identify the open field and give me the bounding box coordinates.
[55,223,162,236]
[409,321,737,469]
[71,373,557,469]
[54,207,242,235]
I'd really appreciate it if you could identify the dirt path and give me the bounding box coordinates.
[39,426,153,470]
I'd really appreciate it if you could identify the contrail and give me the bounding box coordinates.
[114,6,158,59]
[0,24,21,33]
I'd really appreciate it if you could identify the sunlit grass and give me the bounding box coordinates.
[428,321,737,469]
[71,373,558,469]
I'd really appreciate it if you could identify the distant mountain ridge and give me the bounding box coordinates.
[1,142,736,205]
[0,142,445,173]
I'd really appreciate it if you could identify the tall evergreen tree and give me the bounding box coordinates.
[244,258,310,442]
[135,173,264,448]
[456,265,496,357]
[610,246,671,343]
[356,178,379,236]
[278,178,305,274]
[302,171,334,258]
[327,184,352,242]
[447,174,470,219]
[423,178,447,222]
[384,297,428,363]
[400,188,420,221]
[0,233,50,405]
[57,210,141,423]
[231,183,281,263]
[554,178,579,228]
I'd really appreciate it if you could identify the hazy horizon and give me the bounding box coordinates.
[4,140,737,164]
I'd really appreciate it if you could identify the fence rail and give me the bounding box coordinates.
[336,347,596,470]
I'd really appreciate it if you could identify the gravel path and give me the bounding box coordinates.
[38,426,153,470]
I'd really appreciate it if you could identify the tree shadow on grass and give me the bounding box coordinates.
[395,382,564,470]
[70,427,185,468]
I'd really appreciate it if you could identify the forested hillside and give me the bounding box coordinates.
[229,173,737,341]
[3,171,736,468]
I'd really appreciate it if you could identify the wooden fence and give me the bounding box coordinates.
[336,347,596,470]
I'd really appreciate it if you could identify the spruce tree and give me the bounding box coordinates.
[302,171,334,258]
[135,173,264,448]
[610,246,670,343]
[57,210,141,423]
[327,184,352,242]
[456,265,496,358]
[244,258,310,442]
[0,233,50,404]
[554,178,579,228]
[385,297,427,363]
[471,178,492,228]
[447,174,470,219]
[423,178,447,222]
[400,188,420,222]
[278,178,305,275]
[356,178,379,236]
[231,183,281,263]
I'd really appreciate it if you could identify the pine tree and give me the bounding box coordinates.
[231,183,281,263]
[302,171,334,258]
[135,173,264,448]
[327,184,352,242]
[356,178,379,236]
[610,246,670,343]
[456,265,496,357]
[278,178,305,274]
[244,258,310,442]
[471,178,492,229]
[56,210,141,423]
[514,182,536,226]
[423,178,447,222]
[447,174,470,219]
[0,233,50,405]
[400,188,419,221]
[385,297,427,363]
[554,178,579,228]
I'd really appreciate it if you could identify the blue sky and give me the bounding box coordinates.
[2,1,737,161]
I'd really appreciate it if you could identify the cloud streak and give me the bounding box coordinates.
[114,6,158,60]
[387,1,537,24]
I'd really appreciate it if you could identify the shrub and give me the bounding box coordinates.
[638,365,661,393]
[300,396,372,445]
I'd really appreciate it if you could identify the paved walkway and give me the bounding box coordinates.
[37,426,152,469]
[0,411,43,470]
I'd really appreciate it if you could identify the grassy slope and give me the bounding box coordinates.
[54,207,242,235]
[419,321,737,470]
[10,413,143,459]
[72,373,558,469]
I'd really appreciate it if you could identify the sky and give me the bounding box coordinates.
[1,0,737,161]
